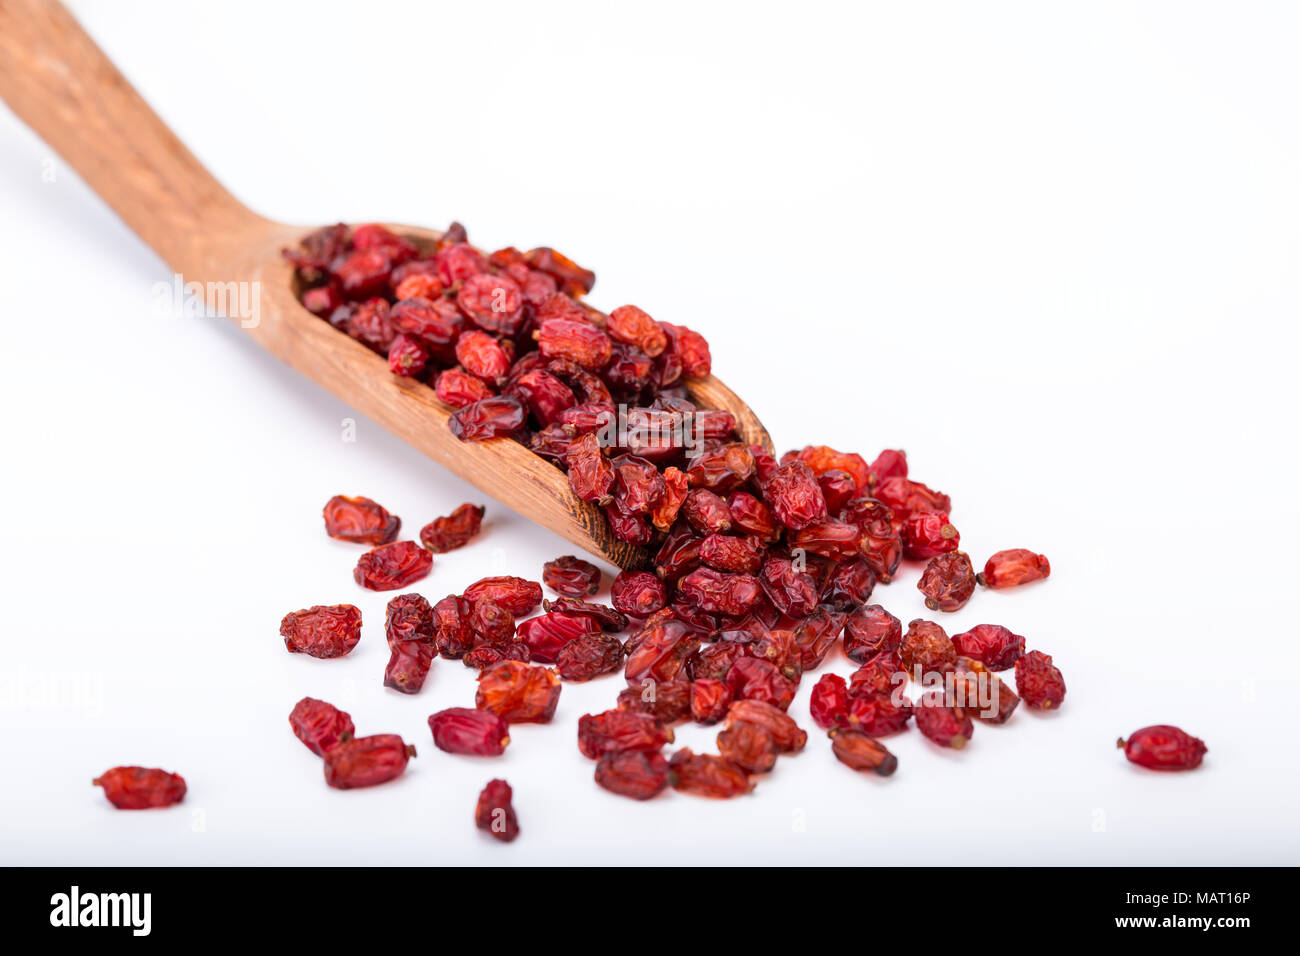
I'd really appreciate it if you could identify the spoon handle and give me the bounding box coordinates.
[0,0,273,276]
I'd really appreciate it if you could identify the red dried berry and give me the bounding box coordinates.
[594,750,671,800]
[607,304,668,357]
[323,495,400,545]
[458,273,525,335]
[323,735,416,789]
[979,549,1052,589]
[428,707,511,756]
[678,568,762,616]
[475,778,520,842]
[475,661,562,723]
[281,604,362,659]
[419,503,485,553]
[624,620,700,684]
[843,605,902,663]
[543,597,628,632]
[387,333,429,377]
[668,749,751,798]
[611,570,667,617]
[917,550,977,611]
[543,555,602,597]
[289,697,355,756]
[433,595,475,659]
[913,695,974,749]
[950,624,1025,671]
[899,619,957,678]
[353,541,432,591]
[449,396,526,441]
[829,728,898,776]
[93,767,186,810]
[565,433,615,503]
[577,709,673,759]
[1119,725,1207,771]
[435,368,495,408]
[1014,650,1066,710]
[874,476,951,521]
[809,673,850,730]
[555,631,625,681]
[715,723,778,773]
[618,679,693,724]
[725,656,798,710]
[901,510,960,560]
[724,699,808,752]
[792,445,872,495]
[384,641,435,694]
[469,598,516,645]
[847,694,913,736]
[455,330,512,383]
[516,611,600,663]
[464,576,544,616]
[689,678,734,725]
[536,318,613,369]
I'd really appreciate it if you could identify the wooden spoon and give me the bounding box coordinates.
[0,0,771,570]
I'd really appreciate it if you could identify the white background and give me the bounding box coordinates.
[1,0,1296,865]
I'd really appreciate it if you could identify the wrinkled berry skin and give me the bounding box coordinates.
[323,495,400,544]
[324,735,416,789]
[668,749,752,798]
[689,678,734,725]
[281,604,362,659]
[1014,650,1067,710]
[901,511,960,560]
[951,624,1025,671]
[1119,725,1207,771]
[618,679,692,724]
[595,749,671,800]
[290,697,355,756]
[678,568,762,616]
[93,767,186,809]
[913,697,974,749]
[917,551,977,612]
[420,503,484,553]
[979,549,1051,589]
[517,611,600,663]
[577,709,673,759]
[464,576,543,616]
[847,694,913,736]
[353,541,433,591]
[428,707,511,755]
[725,657,798,711]
[810,673,851,730]
[724,699,808,752]
[843,605,903,663]
[765,461,829,530]
[899,619,957,677]
[556,631,625,681]
[475,661,562,723]
[715,722,778,773]
[543,555,602,597]
[830,729,898,777]
[475,779,520,842]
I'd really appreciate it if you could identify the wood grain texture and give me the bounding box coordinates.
[0,0,773,570]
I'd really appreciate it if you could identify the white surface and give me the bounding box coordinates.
[1,0,1297,865]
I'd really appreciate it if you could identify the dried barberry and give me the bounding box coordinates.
[93,767,186,809]
[475,779,520,842]
[516,611,600,663]
[428,707,511,756]
[1014,650,1066,710]
[715,722,778,773]
[594,750,670,800]
[810,673,851,730]
[324,735,416,789]
[353,541,432,591]
[420,503,485,553]
[979,549,1051,589]
[843,604,902,663]
[289,697,355,756]
[543,555,602,597]
[464,576,543,616]
[281,604,362,659]
[668,749,751,798]
[323,495,400,545]
[476,661,561,722]
[899,619,957,678]
[830,729,898,776]
[1119,725,1206,771]
[577,709,673,758]
[917,550,977,611]
[950,624,1025,671]
[556,631,625,681]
